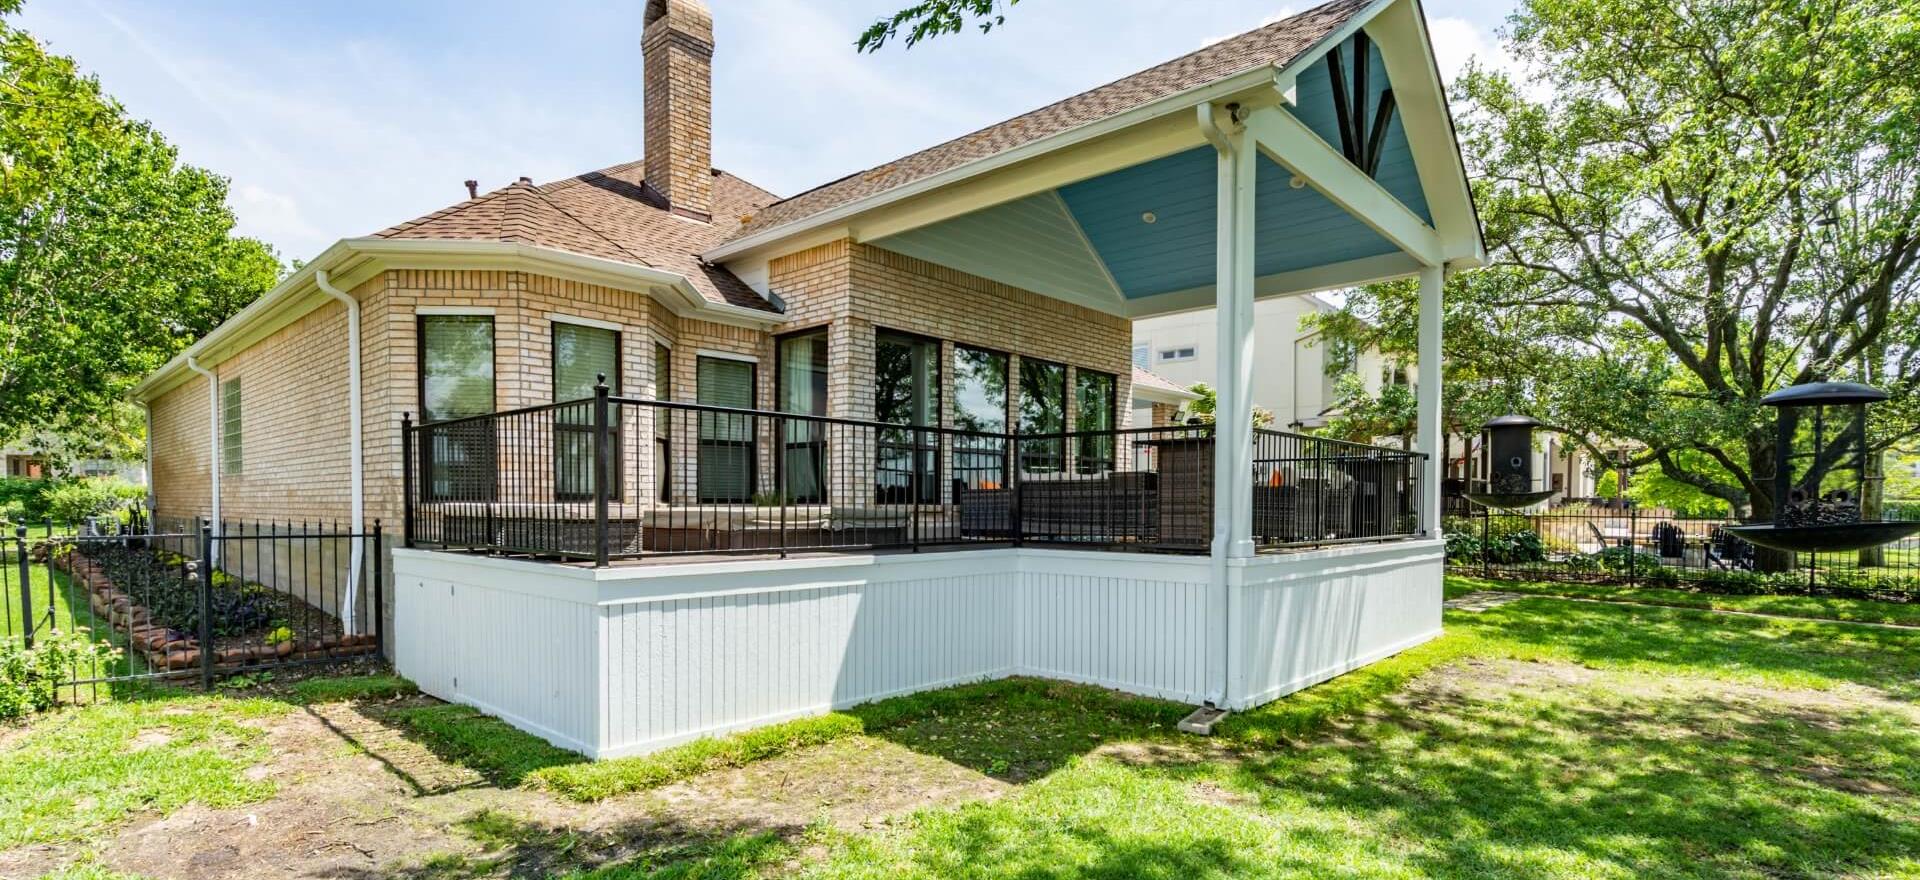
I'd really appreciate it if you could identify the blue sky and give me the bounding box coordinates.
[14,0,1519,264]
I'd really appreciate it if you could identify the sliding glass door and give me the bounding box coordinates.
[552,322,620,501]
[696,356,756,503]
[777,329,828,504]
[875,330,940,503]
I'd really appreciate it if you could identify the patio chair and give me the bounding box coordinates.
[1707,527,1755,571]
[1653,521,1684,559]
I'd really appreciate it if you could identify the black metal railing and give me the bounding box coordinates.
[401,383,1427,564]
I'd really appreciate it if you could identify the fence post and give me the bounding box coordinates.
[198,524,215,691]
[401,413,416,549]
[15,525,32,649]
[1627,506,1638,587]
[592,376,611,568]
[776,414,788,560]
[1480,505,1491,579]
[1009,431,1024,546]
[372,520,385,660]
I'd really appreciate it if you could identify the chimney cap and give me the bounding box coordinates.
[463,179,478,198]
[644,0,713,44]
[517,176,534,185]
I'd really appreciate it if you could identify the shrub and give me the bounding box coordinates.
[0,477,52,521]
[0,628,121,721]
[1444,515,1547,564]
[81,544,277,638]
[43,477,144,524]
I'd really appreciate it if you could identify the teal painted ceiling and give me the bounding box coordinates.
[873,28,1436,306]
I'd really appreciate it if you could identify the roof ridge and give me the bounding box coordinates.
[518,182,658,268]
[755,0,1355,214]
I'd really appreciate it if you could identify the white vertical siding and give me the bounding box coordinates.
[393,541,1443,758]
[1230,541,1445,708]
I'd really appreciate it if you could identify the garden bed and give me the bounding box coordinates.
[53,542,376,674]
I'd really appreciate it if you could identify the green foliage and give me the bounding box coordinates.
[0,16,281,456]
[1314,0,1920,519]
[42,476,143,523]
[0,475,52,521]
[0,627,119,721]
[380,703,583,786]
[856,0,1021,52]
[1318,373,1417,445]
[1441,514,1548,563]
[82,544,277,637]
[1184,382,1274,429]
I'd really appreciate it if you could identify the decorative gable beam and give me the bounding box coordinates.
[1242,104,1444,267]
[1363,0,1485,265]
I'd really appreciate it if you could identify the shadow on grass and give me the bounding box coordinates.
[1208,673,1920,878]
[323,807,792,880]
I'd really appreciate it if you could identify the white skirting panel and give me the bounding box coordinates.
[1229,540,1445,709]
[392,541,1441,758]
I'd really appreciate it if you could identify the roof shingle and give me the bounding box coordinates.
[723,0,1371,245]
[373,160,782,312]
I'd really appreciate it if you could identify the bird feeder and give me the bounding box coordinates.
[1464,414,1557,509]
[1727,382,1920,552]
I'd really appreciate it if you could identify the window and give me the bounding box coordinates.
[419,315,495,500]
[1074,370,1116,474]
[953,346,1009,489]
[1131,342,1150,370]
[1158,346,1197,363]
[875,330,940,503]
[777,329,829,503]
[1018,358,1067,473]
[552,321,621,500]
[220,377,243,475]
[696,356,756,503]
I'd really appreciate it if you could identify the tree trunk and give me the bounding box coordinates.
[1859,447,1886,568]
[1746,432,1796,574]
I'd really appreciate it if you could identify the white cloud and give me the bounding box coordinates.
[1426,16,1517,85]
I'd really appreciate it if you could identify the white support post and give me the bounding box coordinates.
[1211,114,1258,563]
[1415,265,1445,534]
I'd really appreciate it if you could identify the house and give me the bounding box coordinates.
[1131,293,1399,429]
[135,0,1483,757]
[1,440,147,484]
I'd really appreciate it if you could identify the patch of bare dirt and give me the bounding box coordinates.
[5,699,1012,880]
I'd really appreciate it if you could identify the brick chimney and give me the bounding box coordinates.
[643,0,715,222]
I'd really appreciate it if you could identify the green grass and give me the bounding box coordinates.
[0,692,286,847]
[1,550,149,686]
[1450,574,1920,626]
[287,672,418,704]
[377,703,584,787]
[784,593,1920,879]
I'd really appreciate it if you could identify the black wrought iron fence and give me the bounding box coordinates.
[1445,504,1920,599]
[402,385,1429,563]
[3,519,383,701]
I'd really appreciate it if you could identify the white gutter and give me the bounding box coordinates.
[185,356,220,564]
[314,270,365,635]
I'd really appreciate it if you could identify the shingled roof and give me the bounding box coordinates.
[722,0,1373,246]
[374,160,782,312]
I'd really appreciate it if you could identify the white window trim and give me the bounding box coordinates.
[547,313,623,333]
[416,306,497,316]
[695,348,758,364]
[1158,346,1198,363]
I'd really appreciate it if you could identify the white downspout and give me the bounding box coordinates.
[186,356,220,564]
[315,270,365,635]
[141,402,155,533]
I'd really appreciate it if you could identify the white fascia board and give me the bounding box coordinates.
[132,238,786,403]
[1132,384,1202,405]
[1365,0,1486,266]
[1243,105,1445,268]
[701,63,1293,263]
[1122,251,1426,318]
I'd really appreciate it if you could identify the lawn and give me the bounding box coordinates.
[4,577,1919,879]
[1448,574,1920,627]
[2,548,150,690]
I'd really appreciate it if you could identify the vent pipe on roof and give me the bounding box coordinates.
[464,179,478,199]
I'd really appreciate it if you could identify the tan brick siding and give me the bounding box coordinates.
[148,374,211,526]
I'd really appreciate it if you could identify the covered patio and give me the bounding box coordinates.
[393,0,1484,758]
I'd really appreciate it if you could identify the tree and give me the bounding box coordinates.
[857,0,1022,52]
[1318,0,1920,569]
[0,9,280,462]
[1184,382,1274,429]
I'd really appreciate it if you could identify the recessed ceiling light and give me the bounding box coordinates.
[1141,211,1157,224]
[1289,175,1306,189]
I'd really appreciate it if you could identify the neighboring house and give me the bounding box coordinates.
[1131,293,1401,428]
[1128,365,1202,428]
[137,0,1484,757]
[1,443,147,485]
